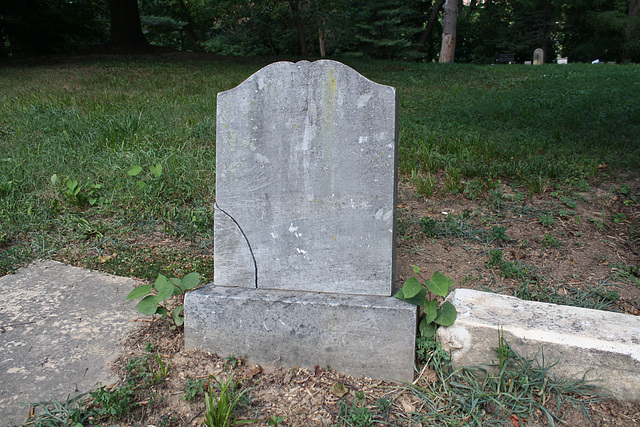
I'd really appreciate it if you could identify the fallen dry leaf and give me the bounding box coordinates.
[400,398,415,413]
[329,382,348,398]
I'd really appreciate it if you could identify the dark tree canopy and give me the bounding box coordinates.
[1,0,638,62]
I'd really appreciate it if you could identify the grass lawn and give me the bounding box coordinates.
[1,55,637,280]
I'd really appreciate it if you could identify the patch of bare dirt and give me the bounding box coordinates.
[395,177,640,316]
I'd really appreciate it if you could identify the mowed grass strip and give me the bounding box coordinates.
[0,57,638,277]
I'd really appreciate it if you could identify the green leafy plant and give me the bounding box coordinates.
[337,391,374,427]
[51,174,104,208]
[267,415,285,426]
[224,354,242,370]
[126,272,201,328]
[338,403,372,426]
[183,377,208,400]
[204,375,255,427]
[542,233,560,249]
[395,267,457,339]
[90,384,135,422]
[613,212,627,223]
[127,163,163,191]
[560,196,577,208]
[491,225,509,242]
[538,213,555,228]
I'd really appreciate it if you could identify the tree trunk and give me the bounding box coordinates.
[622,0,639,61]
[541,0,549,62]
[288,0,309,56]
[178,0,203,52]
[439,0,458,63]
[416,0,445,48]
[109,0,148,48]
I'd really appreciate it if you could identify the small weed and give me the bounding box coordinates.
[51,174,105,208]
[488,189,504,209]
[514,280,620,311]
[183,377,208,400]
[416,336,451,373]
[618,185,631,195]
[203,375,255,427]
[463,178,485,200]
[538,213,555,228]
[125,355,154,386]
[224,354,243,370]
[589,216,607,230]
[338,402,373,426]
[21,393,94,426]
[337,391,382,426]
[267,415,286,426]
[90,384,135,422]
[613,212,627,223]
[410,168,436,198]
[611,263,640,287]
[560,196,577,208]
[487,249,534,279]
[512,191,525,202]
[491,226,509,243]
[151,352,170,384]
[375,397,392,417]
[542,233,561,249]
[127,163,164,191]
[419,212,492,243]
[406,333,605,426]
[524,175,549,197]
[444,166,464,195]
[419,216,439,237]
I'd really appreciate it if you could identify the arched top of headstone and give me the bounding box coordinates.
[214,60,398,296]
[222,59,393,100]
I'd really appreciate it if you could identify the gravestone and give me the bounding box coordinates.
[185,60,417,382]
[533,48,544,65]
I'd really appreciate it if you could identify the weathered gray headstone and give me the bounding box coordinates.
[214,60,397,296]
[185,60,417,381]
[533,48,544,65]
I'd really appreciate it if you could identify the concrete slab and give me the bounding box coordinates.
[0,260,139,426]
[437,289,640,400]
[185,284,418,382]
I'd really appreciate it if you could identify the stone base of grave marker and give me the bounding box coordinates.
[185,286,417,382]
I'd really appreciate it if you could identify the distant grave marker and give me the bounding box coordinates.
[533,48,544,65]
[185,60,417,381]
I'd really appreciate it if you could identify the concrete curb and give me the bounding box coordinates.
[437,289,640,400]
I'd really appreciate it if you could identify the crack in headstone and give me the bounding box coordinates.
[214,202,258,287]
